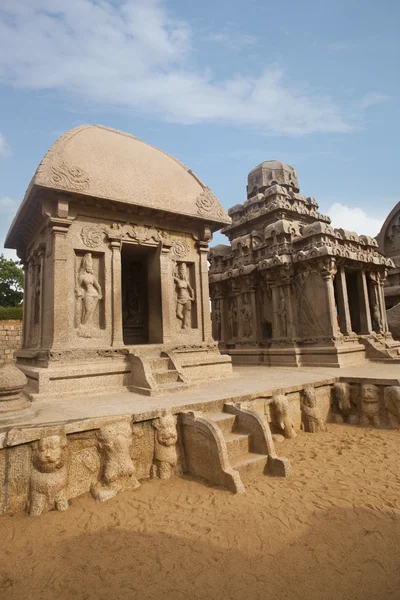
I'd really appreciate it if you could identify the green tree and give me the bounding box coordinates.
[0,254,24,307]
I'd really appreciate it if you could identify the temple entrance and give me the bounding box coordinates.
[346,270,361,334]
[121,244,162,345]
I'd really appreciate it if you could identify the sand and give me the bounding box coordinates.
[1,424,400,600]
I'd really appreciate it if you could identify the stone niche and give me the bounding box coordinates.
[4,125,233,399]
[209,160,400,367]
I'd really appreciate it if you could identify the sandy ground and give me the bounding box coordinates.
[1,424,400,600]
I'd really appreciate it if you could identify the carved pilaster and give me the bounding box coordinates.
[160,243,173,343]
[49,217,72,348]
[109,239,124,346]
[196,240,213,343]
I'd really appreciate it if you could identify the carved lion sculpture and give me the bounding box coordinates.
[91,420,140,502]
[271,394,297,439]
[152,413,178,480]
[360,384,380,428]
[384,386,400,429]
[30,433,69,516]
[332,382,353,423]
[301,387,326,433]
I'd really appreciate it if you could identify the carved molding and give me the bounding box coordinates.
[196,187,225,220]
[81,225,108,248]
[50,162,90,192]
[172,239,190,258]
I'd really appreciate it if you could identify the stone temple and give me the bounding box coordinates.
[209,160,400,366]
[5,125,232,398]
[1,130,400,518]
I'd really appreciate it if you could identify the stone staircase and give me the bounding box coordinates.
[362,335,400,362]
[129,348,190,395]
[205,412,269,482]
[181,403,290,492]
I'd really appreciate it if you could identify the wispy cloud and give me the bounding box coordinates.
[359,92,388,109]
[202,23,257,49]
[328,41,359,51]
[327,202,385,237]
[0,133,11,158]
[0,0,360,136]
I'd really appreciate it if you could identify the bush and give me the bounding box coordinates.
[0,306,23,321]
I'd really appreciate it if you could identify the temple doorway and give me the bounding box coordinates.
[121,244,162,345]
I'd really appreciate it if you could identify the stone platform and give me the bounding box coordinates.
[1,363,400,517]
[1,364,399,438]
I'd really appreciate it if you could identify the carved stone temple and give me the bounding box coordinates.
[209,161,400,367]
[376,201,400,340]
[5,125,232,397]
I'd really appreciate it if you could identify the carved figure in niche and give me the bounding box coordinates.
[277,288,287,337]
[213,301,222,340]
[91,420,140,502]
[33,264,41,325]
[371,302,383,333]
[384,386,400,428]
[30,433,69,516]
[228,299,238,339]
[360,384,380,428]
[151,413,178,480]
[174,262,195,329]
[332,382,353,423]
[241,300,253,337]
[272,394,297,438]
[75,252,102,337]
[301,387,326,433]
[123,280,143,326]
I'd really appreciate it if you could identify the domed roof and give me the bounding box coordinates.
[247,160,299,197]
[6,125,230,248]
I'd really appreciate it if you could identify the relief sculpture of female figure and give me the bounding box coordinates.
[75,252,102,337]
[174,262,194,329]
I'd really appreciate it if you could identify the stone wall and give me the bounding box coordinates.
[0,320,22,363]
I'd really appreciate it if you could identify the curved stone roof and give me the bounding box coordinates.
[6,125,230,248]
[376,199,400,257]
[247,160,299,197]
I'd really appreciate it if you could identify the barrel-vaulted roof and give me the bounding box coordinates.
[5,125,230,248]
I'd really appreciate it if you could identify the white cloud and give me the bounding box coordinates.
[359,92,388,109]
[0,196,18,214]
[327,202,385,237]
[0,0,357,135]
[0,133,11,158]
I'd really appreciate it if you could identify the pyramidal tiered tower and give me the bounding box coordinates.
[209,161,399,366]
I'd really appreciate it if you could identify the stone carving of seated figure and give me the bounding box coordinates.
[152,413,179,480]
[360,384,380,428]
[91,420,140,502]
[30,433,69,516]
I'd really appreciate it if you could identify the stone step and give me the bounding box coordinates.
[154,370,180,385]
[203,412,237,434]
[224,432,250,458]
[231,453,268,479]
[149,356,170,371]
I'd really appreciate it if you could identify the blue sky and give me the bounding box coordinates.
[1,0,399,258]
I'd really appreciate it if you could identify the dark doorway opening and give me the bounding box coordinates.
[121,244,162,345]
[345,270,361,334]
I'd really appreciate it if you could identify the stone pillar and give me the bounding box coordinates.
[220,295,229,343]
[110,239,124,347]
[21,259,30,349]
[271,284,280,339]
[357,270,373,334]
[378,273,389,333]
[160,243,173,344]
[196,241,213,343]
[335,266,353,335]
[319,260,340,338]
[50,218,72,348]
[248,287,258,341]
